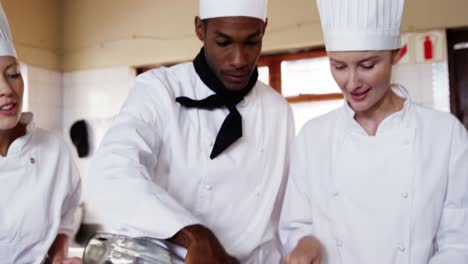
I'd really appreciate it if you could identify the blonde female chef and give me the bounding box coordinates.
[279,0,468,263]
[0,4,82,264]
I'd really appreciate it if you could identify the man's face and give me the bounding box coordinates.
[195,16,267,91]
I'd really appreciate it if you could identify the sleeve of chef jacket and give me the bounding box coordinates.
[278,126,315,256]
[58,143,82,239]
[88,72,199,239]
[429,117,468,263]
[270,106,295,257]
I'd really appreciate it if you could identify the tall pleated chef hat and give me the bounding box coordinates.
[0,3,16,57]
[316,0,405,51]
[200,0,268,22]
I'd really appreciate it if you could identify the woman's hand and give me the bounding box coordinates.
[285,236,322,264]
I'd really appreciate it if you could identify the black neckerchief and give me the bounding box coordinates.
[176,48,258,159]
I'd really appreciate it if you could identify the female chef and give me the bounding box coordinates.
[0,4,82,264]
[279,0,468,263]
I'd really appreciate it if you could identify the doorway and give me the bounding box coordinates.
[447,27,468,129]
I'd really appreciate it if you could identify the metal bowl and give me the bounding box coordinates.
[82,232,185,264]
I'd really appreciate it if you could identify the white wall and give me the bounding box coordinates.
[62,66,136,223]
[393,62,450,112]
[22,65,63,133]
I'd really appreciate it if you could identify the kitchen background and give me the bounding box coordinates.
[2,0,468,249]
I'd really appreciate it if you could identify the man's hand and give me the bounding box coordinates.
[49,256,82,264]
[285,236,322,264]
[47,234,83,264]
[48,234,68,264]
[168,224,240,264]
[61,257,83,264]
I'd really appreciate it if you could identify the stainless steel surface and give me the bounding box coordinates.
[83,233,184,264]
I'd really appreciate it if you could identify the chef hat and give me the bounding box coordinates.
[316,0,405,51]
[0,3,16,57]
[200,0,268,22]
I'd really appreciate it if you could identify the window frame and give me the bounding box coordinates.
[257,47,344,103]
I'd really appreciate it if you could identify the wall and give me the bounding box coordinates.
[62,0,468,71]
[393,62,450,112]
[2,0,468,72]
[23,65,64,132]
[2,0,63,71]
[62,66,135,222]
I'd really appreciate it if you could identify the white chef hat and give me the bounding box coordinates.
[316,0,405,51]
[200,0,268,22]
[0,3,16,57]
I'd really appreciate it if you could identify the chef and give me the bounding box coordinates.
[0,4,82,264]
[279,0,468,263]
[88,0,294,263]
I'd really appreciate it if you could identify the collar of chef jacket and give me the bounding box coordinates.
[2,112,35,158]
[342,84,413,135]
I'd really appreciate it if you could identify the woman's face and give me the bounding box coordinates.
[328,50,399,114]
[0,56,24,132]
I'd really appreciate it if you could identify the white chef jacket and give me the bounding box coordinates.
[0,113,82,264]
[88,62,294,263]
[279,85,468,264]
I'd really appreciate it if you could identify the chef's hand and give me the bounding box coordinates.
[285,236,322,264]
[168,224,240,264]
[48,234,84,264]
[61,257,82,264]
[49,255,82,264]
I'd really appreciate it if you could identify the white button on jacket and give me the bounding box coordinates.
[88,63,294,263]
[279,86,468,264]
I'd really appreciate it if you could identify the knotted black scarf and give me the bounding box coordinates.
[176,48,258,159]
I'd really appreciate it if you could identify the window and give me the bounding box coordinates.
[258,48,344,131]
[281,57,341,96]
